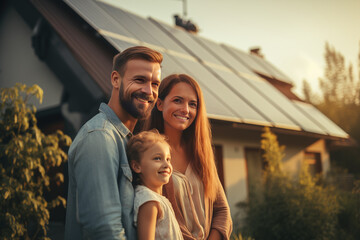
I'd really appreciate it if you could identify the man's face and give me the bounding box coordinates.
[119,59,161,120]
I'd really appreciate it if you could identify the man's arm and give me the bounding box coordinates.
[73,130,125,239]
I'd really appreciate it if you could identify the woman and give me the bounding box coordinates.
[144,74,232,240]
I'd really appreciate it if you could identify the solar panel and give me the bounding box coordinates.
[151,19,301,129]
[96,2,164,49]
[191,36,327,133]
[222,44,274,78]
[294,102,349,138]
[176,57,270,124]
[150,18,225,66]
[191,35,255,77]
[247,80,327,134]
[211,69,300,128]
[104,36,137,52]
[63,0,347,138]
[250,54,293,83]
[159,52,189,77]
[116,9,187,54]
[64,0,134,39]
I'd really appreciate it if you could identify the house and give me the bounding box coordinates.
[1,0,351,227]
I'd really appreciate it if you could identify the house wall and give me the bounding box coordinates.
[211,124,330,222]
[0,6,63,110]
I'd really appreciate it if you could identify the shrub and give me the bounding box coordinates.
[231,232,255,240]
[240,127,340,240]
[333,179,360,240]
[0,84,71,239]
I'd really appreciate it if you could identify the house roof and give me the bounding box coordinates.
[30,0,349,140]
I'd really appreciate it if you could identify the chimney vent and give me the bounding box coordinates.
[250,47,264,58]
[174,15,199,33]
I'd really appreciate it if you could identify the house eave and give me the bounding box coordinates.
[209,118,352,144]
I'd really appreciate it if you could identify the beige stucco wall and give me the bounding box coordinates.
[211,123,330,222]
[0,6,63,110]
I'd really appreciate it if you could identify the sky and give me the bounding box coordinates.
[102,0,360,96]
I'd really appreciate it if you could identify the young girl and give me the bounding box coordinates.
[144,74,233,240]
[126,130,184,240]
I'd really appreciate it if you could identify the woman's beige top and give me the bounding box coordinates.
[172,165,206,239]
[163,165,233,240]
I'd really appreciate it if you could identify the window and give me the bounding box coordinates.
[213,145,225,189]
[245,148,265,200]
[304,152,322,177]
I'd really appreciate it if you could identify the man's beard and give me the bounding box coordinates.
[119,83,155,120]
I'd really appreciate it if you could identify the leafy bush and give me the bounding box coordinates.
[240,127,340,240]
[0,84,71,239]
[332,178,360,240]
[231,232,255,240]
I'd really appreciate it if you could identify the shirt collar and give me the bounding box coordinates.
[99,103,132,138]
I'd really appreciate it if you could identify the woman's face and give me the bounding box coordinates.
[157,82,198,132]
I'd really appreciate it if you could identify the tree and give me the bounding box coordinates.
[302,78,314,103]
[302,42,360,175]
[0,84,71,239]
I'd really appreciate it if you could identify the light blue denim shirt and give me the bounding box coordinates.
[65,103,136,240]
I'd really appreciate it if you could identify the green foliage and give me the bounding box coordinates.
[240,127,340,240]
[0,84,71,239]
[326,169,360,240]
[261,127,285,176]
[230,232,255,240]
[302,42,360,175]
[319,42,359,105]
[335,182,360,240]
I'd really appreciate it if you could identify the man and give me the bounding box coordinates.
[65,46,163,239]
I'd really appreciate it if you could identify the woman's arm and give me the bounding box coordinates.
[137,201,159,240]
[208,229,222,240]
[210,183,233,240]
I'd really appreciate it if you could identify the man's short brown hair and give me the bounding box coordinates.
[112,46,163,76]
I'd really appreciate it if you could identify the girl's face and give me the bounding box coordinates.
[157,82,198,133]
[131,142,172,194]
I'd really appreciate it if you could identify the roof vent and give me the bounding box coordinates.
[173,15,199,33]
[250,47,264,58]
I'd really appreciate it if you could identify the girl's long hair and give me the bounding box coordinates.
[144,74,219,200]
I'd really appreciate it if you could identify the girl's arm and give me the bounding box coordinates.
[137,201,159,240]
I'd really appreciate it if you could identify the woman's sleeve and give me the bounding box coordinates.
[211,181,233,239]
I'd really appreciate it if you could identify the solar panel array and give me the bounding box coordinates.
[64,0,348,139]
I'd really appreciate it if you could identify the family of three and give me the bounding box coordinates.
[65,46,232,239]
